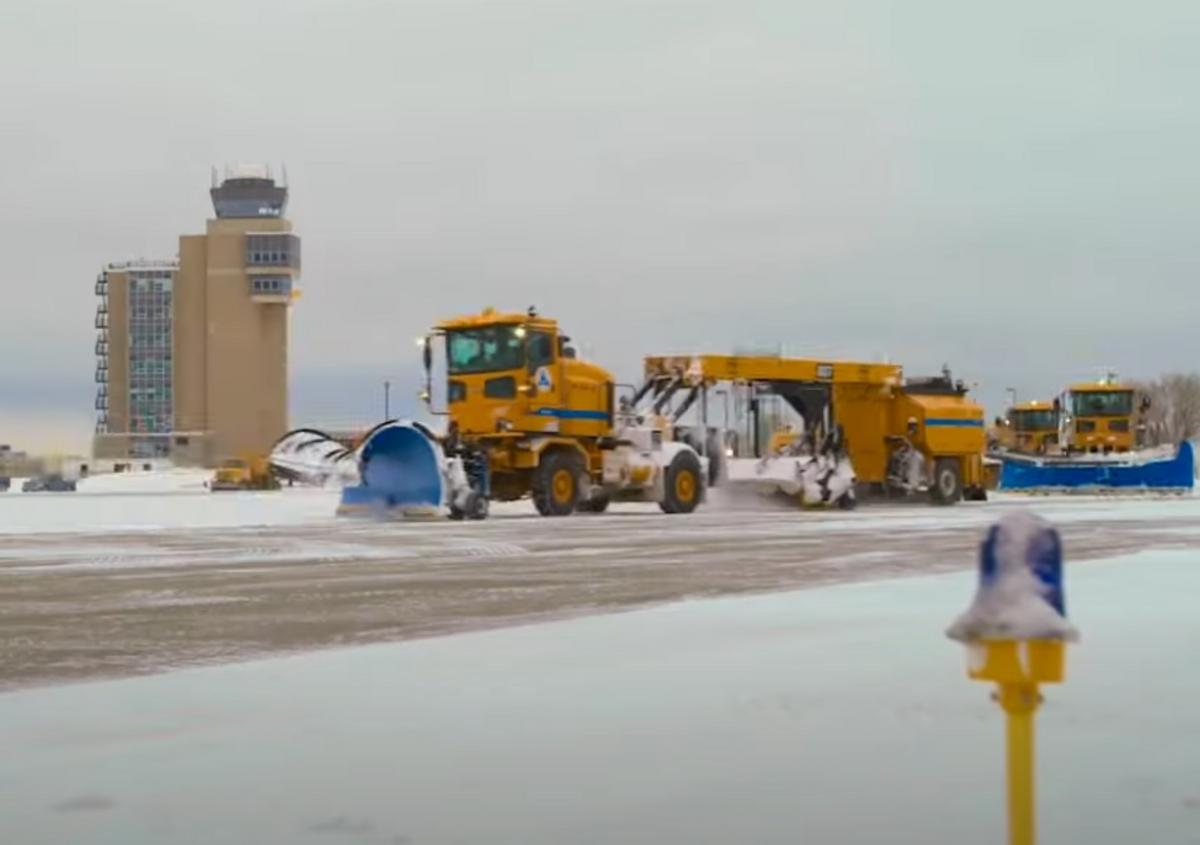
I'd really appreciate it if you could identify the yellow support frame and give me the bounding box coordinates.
[643,354,902,387]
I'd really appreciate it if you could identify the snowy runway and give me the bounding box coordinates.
[1,483,1198,689]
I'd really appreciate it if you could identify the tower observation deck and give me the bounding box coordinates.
[210,164,289,219]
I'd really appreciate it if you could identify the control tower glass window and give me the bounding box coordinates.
[250,276,292,296]
[246,234,301,269]
[211,175,288,219]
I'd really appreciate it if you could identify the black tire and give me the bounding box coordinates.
[836,491,857,510]
[533,449,583,516]
[705,431,724,485]
[448,491,488,520]
[578,492,610,513]
[659,450,703,514]
[467,492,489,520]
[930,458,963,505]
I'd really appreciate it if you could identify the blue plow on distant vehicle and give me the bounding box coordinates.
[999,441,1195,492]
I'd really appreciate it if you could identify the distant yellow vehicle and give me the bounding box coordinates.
[1064,380,1136,453]
[210,455,280,491]
[1005,400,1061,454]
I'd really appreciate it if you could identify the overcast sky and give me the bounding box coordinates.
[2,0,1197,451]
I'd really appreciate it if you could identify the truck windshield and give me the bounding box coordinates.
[446,326,525,375]
[1012,409,1058,430]
[1071,390,1133,417]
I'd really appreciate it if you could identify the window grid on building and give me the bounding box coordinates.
[245,233,301,269]
[250,275,292,296]
[127,271,174,435]
[94,271,109,433]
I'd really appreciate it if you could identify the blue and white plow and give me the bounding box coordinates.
[338,421,485,519]
[270,421,483,519]
[998,441,1195,493]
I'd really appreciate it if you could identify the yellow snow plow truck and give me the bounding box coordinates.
[368,307,707,518]
[1063,379,1138,454]
[639,355,988,504]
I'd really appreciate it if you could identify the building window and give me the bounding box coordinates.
[245,234,301,269]
[127,270,174,434]
[250,275,291,296]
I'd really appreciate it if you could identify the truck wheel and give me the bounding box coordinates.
[705,430,725,485]
[449,491,489,520]
[533,450,582,516]
[578,492,610,513]
[964,486,988,502]
[930,458,962,505]
[467,492,489,520]
[660,450,703,514]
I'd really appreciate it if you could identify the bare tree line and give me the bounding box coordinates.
[1131,373,1200,445]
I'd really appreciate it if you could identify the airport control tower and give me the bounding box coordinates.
[93,165,300,466]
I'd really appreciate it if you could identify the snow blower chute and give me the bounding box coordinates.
[270,420,485,518]
[336,420,486,518]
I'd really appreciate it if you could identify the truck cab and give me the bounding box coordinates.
[1064,382,1135,453]
[433,308,613,442]
[1007,400,1061,454]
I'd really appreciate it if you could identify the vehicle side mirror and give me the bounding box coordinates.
[563,346,577,359]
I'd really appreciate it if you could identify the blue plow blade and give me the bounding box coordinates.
[338,421,446,516]
[1000,440,1195,492]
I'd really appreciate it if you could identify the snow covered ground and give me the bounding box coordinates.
[1,467,1197,535]
[1,549,1197,844]
[3,473,1199,690]
[0,474,341,534]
